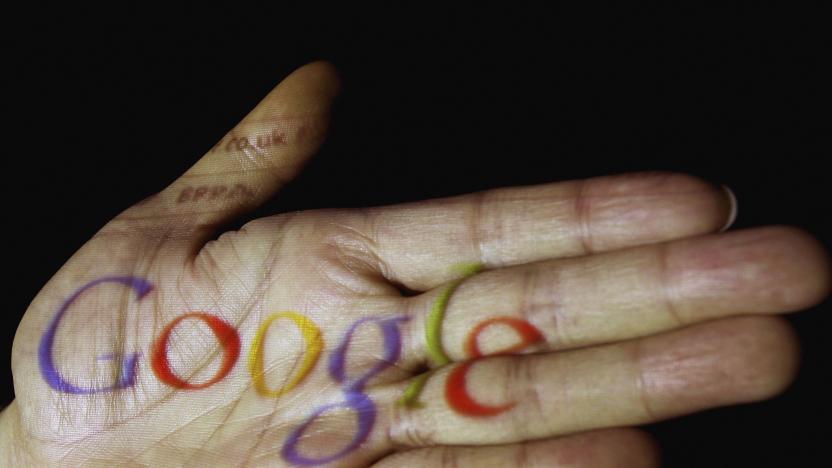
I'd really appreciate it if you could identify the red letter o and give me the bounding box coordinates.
[151,312,241,389]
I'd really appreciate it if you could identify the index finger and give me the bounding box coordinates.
[367,172,735,290]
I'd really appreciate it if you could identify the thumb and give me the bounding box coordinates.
[116,61,340,243]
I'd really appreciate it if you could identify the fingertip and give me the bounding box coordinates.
[654,172,736,236]
[642,316,801,415]
[697,316,801,405]
[766,226,832,310]
[732,315,801,402]
[304,60,342,96]
[587,172,739,250]
[661,173,736,236]
[732,226,832,313]
[267,60,341,112]
[668,225,831,320]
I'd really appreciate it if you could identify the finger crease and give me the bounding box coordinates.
[515,441,531,467]
[656,242,685,327]
[633,340,659,421]
[573,179,595,255]
[469,190,490,266]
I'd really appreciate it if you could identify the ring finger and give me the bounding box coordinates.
[384,315,798,448]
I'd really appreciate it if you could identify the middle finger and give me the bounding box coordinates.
[403,226,828,368]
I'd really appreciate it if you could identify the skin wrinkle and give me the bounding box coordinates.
[115,211,226,222]
[94,222,206,242]
[52,249,159,440]
[322,234,392,298]
[469,190,489,268]
[513,439,531,468]
[549,267,572,350]
[523,264,568,350]
[408,418,433,448]
[499,359,519,422]
[228,212,293,276]
[132,406,235,465]
[206,371,329,463]
[364,209,401,293]
[57,232,265,458]
[340,216,395,294]
[181,391,247,467]
[194,248,225,298]
[240,334,309,467]
[656,242,685,328]
[572,178,595,256]
[440,445,460,468]
[112,273,135,419]
[521,357,546,437]
[502,357,535,441]
[402,293,424,371]
[631,339,659,422]
[386,391,425,449]
[113,238,167,420]
[518,267,537,342]
[180,167,294,178]
[125,393,254,466]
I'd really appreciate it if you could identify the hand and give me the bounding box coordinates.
[1,62,829,467]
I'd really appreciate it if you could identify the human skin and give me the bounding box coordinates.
[0,61,829,467]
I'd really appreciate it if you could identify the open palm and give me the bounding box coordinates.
[2,62,829,467]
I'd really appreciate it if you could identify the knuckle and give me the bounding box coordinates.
[468,190,491,264]
[631,339,660,421]
[387,402,436,448]
[507,356,546,436]
[572,177,595,255]
[654,242,686,327]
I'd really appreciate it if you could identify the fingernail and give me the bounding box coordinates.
[719,185,738,232]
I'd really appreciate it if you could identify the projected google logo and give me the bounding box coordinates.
[37,274,545,465]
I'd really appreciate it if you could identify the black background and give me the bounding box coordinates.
[5,5,830,467]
